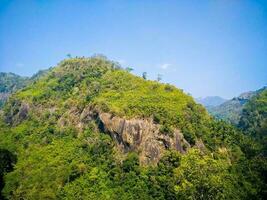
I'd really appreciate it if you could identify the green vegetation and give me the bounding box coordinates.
[0,72,29,107]
[0,72,29,94]
[93,69,212,142]
[239,88,267,140]
[0,57,266,199]
[208,89,265,125]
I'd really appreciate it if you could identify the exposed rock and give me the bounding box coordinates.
[195,138,205,151]
[0,92,10,106]
[17,103,29,121]
[5,101,30,125]
[58,107,84,131]
[73,107,192,164]
[97,112,190,165]
[80,106,96,122]
[6,102,193,165]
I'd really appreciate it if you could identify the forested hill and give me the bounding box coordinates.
[0,70,50,108]
[0,56,266,199]
[0,72,29,107]
[208,87,266,125]
[239,87,267,140]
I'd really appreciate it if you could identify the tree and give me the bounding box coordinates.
[122,152,139,173]
[142,72,147,80]
[173,149,243,200]
[125,67,134,72]
[157,74,162,82]
[66,54,72,58]
[0,149,16,199]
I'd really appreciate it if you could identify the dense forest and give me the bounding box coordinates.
[0,56,266,199]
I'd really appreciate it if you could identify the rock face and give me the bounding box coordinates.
[0,92,9,107]
[97,112,190,165]
[5,102,192,165]
[57,106,191,164]
[5,101,30,125]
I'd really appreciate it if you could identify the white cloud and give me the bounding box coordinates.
[160,63,171,70]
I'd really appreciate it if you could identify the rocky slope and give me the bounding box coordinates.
[85,110,190,164]
[2,57,214,164]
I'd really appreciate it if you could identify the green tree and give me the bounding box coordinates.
[142,72,147,80]
[157,74,162,82]
[125,67,134,72]
[173,149,244,200]
[0,149,16,199]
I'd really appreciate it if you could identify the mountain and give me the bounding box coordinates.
[0,72,29,108]
[196,96,227,107]
[3,57,213,164]
[0,70,51,108]
[208,88,266,125]
[0,57,266,199]
[30,68,50,81]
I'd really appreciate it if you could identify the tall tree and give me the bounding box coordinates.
[157,74,162,82]
[142,72,147,80]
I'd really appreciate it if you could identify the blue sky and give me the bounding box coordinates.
[0,0,267,98]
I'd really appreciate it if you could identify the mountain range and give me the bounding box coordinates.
[195,96,227,108]
[205,87,267,125]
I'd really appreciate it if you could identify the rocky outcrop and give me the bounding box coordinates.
[0,92,10,107]
[58,106,193,164]
[17,103,30,121]
[4,102,193,165]
[5,101,30,125]
[195,139,205,152]
[94,112,190,165]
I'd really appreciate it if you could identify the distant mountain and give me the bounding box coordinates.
[196,96,227,107]
[0,72,29,107]
[30,68,50,81]
[209,87,267,125]
[0,70,50,108]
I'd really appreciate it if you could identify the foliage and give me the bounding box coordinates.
[0,149,16,200]
[239,88,267,139]
[93,70,212,141]
[0,57,266,199]
[0,72,29,108]
[0,72,29,94]
[208,88,265,125]
[173,149,244,200]
[142,72,147,80]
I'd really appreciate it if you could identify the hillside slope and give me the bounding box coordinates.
[0,57,266,199]
[208,88,266,125]
[0,72,29,108]
[239,88,267,140]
